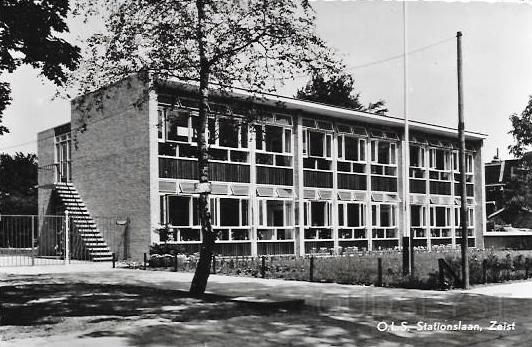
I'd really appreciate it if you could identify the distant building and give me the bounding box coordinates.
[38,74,487,261]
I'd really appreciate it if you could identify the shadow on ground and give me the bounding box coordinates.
[1,275,532,346]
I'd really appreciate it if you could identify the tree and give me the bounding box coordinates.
[509,96,532,158]
[0,0,81,134]
[296,71,388,115]
[76,0,336,294]
[505,97,532,219]
[0,152,38,214]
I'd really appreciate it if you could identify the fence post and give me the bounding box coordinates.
[175,254,178,272]
[124,218,130,260]
[64,210,70,265]
[438,259,445,290]
[144,253,147,270]
[309,256,314,282]
[377,258,383,287]
[261,256,266,278]
[31,215,35,266]
[526,260,529,278]
[112,253,116,268]
[211,254,216,274]
[482,259,487,284]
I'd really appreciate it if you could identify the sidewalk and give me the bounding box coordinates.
[2,265,532,346]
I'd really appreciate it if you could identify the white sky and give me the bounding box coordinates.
[1,0,532,162]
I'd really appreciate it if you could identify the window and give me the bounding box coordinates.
[304,201,331,227]
[410,205,427,227]
[218,117,239,148]
[410,146,425,168]
[429,149,451,170]
[166,196,199,226]
[430,206,451,227]
[166,110,190,142]
[305,130,332,158]
[371,140,396,165]
[371,204,396,227]
[338,136,366,162]
[466,154,473,173]
[338,203,365,227]
[256,124,292,155]
[455,207,474,228]
[210,198,249,227]
[258,200,294,227]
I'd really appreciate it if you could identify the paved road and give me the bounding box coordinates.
[1,263,531,346]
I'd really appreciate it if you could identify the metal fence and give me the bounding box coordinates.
[0,214,129,267]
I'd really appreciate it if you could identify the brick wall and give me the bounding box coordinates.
[37,127,58,216]
[70,74,152,261]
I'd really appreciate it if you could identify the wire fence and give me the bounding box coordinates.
[0,214,129,267]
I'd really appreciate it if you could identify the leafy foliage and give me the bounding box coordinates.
[509,96,532,157]
[296,71,388,115]
[75,0,336,94]
[0,152,38,214]
[0,0,81,134]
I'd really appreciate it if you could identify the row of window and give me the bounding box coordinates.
[160,196,474,231]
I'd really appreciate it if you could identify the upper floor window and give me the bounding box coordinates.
[410,145,425,168]
[209,197,249,227]
[429,148,451,171]
[371,140,396,165]
[255,124,292,154]
[410,205,427,227]
[338,135,366,162]
[303,129,332,158]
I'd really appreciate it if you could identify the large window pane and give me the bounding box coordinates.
[219,118,239,148]
[220,198,240,226]
[168,196,190,226]
[266,200,284,226]
[265,125,283,153]
[345,137,359,161]
[309,131,324,157]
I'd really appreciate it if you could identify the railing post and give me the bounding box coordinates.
[211,254,216,274]
[438,258,445,290]
[377,257,383,287]
[31,216,35,266]
[261,256,266,278]
[64,210,70,265]
[482,259,488,284]
[175,254,179,272]
[144,252,147,270]
[309,256,314,282]
[112,253,116,268]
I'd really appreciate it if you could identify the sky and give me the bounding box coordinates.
[1,0,532,162]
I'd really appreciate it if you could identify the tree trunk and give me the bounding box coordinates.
[190,0,215,295]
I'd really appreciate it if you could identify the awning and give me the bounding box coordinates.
[231,185,249,196]
[211,184,229,195]
[338,191,352,201]
[159,180,177,193]
[179,182,196,194]
[277,188,293,198]
[318,190,333,200]
[256,186,275,197]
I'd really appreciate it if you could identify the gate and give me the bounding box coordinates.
[0,214,129,267]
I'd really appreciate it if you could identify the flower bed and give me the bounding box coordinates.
[146,247,532,290]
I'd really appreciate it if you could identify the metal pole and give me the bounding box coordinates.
[402,0,413,276]
[457,31,470,289]
[31,216,35,266]
[64,210,70,265]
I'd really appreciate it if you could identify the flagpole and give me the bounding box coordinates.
[402,0,413,276]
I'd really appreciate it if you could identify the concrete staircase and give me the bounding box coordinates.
[54,182,113,262]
